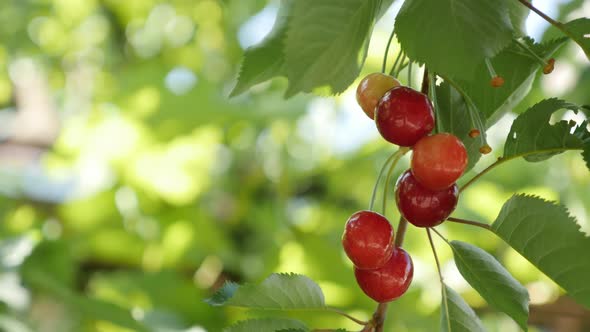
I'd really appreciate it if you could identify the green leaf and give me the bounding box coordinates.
[230,0,293,97]
[492,195,590,308]
[506,0,529,36]
[440,284,486,332]
[224,318,308,332]
[457,37,567,126]
[435,80,486,171]
[563,18,590,60]
[205,273,325,309]
[394,0,513,79]
[503,98,588,162]
[284,0,379,96]
[449,241,529,330]
[377,0,396,18]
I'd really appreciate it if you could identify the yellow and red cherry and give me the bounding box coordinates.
[356,73,401,119]
[411,133,468,191]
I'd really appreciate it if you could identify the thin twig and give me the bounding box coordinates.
[515,0,587,59]
[326,307,369,326]
[446,217,492,231]
[459,157,504,193]
[373,302,389,332]
[515,0,565,31]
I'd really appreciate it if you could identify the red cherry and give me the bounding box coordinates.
[354,248,413,303]
[375,87,435,147]
[342,211,394,269]
[395,170,458,228]
[411,133,468,190]
[356,73,401,119]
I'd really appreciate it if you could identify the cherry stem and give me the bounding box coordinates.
[430,227,449,243]
[396,61,409,74]
[395,53,407,77]
[447,217,491,231]
[382,26,397,73]
[381,148,408,215]
[394,216,408,247]
[427,72,443,133]
[326,307,369,326]
[426,228,443,283]
[389,51,404,76]
[514,38,548,65]
[427,228,452,331]
[484,58,497,78]
[441,75,486,141]
[369,150,401,211]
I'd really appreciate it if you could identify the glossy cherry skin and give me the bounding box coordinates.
[354,248,413,303]
[356,73,401,119]
[395,170,458,228]
[342,211,394,269]
[411,133,468,190]
[375,87,435,147]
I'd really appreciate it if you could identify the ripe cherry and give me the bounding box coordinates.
[411,133,468,190]
[354,248,413,303]
[356,73,401,119]
[375,87,435,147]
[342,211,394,269]
[395,170,458,228]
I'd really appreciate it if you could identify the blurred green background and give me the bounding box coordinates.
[0,0,588,331]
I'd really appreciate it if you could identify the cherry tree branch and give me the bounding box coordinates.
[515,0,566,32]
[326,307,369,326]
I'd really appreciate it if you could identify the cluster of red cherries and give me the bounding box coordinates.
[342,73,468,303]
